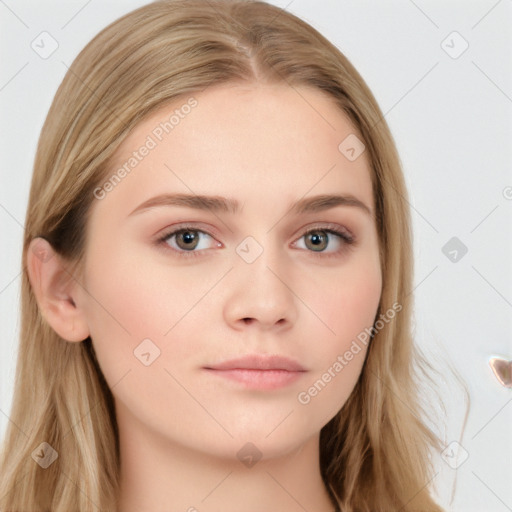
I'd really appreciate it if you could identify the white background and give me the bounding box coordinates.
[1,1,511,511]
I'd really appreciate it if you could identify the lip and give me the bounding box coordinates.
[203,354,307,390]
[205,354,306,372]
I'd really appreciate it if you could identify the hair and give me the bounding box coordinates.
[0,1,465,510]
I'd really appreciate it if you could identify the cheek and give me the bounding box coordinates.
[294,259,380,417]
[80,245,217,375]
[311,253,382,350]
[84,238,176,331]
[79,246,164,374]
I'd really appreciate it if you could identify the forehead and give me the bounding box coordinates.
[91,82,373,222]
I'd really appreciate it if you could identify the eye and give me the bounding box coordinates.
[157,225,221,258]
[156,223,355,259]
[293,224,355,257]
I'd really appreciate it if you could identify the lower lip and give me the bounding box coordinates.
[204,368,305,390]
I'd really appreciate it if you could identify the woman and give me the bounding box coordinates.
[0,1,448,510]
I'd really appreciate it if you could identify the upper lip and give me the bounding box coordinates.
[204,354,306,372]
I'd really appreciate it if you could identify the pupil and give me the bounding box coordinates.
[308,231,327,251]
[177,231,199,250]
[311,233,322,245]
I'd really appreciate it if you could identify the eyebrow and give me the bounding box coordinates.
[128,193,373,218]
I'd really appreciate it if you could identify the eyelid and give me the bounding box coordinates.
[156,221,354,241]
[155,222,221,243]
[295,222,354,242]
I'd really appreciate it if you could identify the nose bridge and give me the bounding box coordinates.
[240,237,279,286]
[223,233,298,329]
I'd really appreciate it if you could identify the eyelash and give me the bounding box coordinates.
[155,223,356,260]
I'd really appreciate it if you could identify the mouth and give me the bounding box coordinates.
[203,354,307,390]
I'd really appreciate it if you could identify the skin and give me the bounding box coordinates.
[28,82,382,512]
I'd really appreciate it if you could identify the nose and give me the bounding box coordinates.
[223,241,299,332]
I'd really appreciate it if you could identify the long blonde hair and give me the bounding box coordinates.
[0,1,455,510]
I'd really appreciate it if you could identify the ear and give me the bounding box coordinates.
[26,237,90,343]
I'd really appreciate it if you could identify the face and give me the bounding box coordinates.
[76,82,382,460]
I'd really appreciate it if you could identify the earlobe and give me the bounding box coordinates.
[26,237,90,343]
